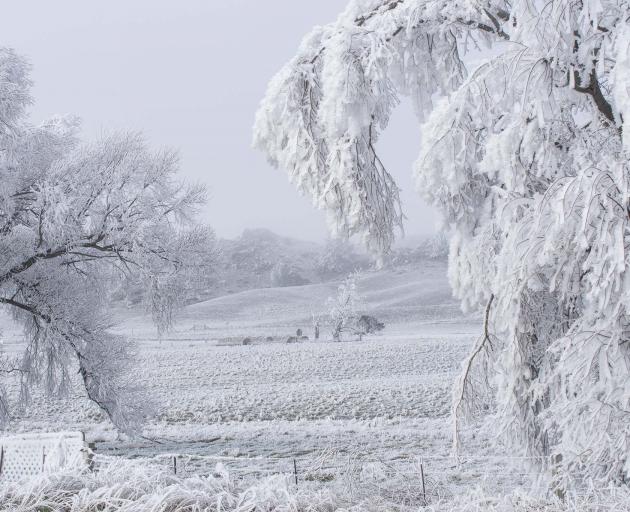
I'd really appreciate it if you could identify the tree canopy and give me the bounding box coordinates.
[0,48,212,433]
[254,0,630,490]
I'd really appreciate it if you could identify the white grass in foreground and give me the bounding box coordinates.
[1,458,630,512]
[0,458,338,512]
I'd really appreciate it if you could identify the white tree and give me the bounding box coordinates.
[0,48,212,434]
[254,0,630,489]
[328,274,362,341]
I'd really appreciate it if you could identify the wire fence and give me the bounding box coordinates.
[131,451,553,475]
[93,448,562,509]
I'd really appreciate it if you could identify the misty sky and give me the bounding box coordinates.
[0,1,439,242]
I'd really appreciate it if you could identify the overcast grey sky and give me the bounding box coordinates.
[0,1,439,242]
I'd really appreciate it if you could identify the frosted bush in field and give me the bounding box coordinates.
[254,0,630,490]
[0,48,213,433]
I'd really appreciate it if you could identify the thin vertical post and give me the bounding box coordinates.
[0,446,4,477]
[173,455,177,475]
[293,458,298,486]
[42,446,46,472]
[420,461,426,505]
[86,443,96,472]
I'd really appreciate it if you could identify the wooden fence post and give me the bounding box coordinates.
[86,442,96,471]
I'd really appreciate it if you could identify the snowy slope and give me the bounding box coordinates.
[120,260,464,340]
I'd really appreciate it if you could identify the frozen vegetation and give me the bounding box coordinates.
[3,0,630,509]
[3,459,630,511]
[254,0,630,501]
[0,260,578,510]
[1,259,624,509]
[0,261,496,510]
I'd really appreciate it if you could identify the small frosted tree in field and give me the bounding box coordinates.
[421,233,448,260]
[254,0,630,489]
[328,274,361,341]
[0,48,212,433]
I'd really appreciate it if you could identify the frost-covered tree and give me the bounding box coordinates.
[420,232,448,260]
[254,0,630,489]
[0,48,211,434]
[328,274,362,341]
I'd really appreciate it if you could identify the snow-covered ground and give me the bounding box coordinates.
[1,260,538,506]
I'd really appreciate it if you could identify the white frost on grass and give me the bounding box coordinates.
[2,457,630,511]
[0,458,338,511]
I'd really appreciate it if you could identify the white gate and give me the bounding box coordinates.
[0,431,90,482]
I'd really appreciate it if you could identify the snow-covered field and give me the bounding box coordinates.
[0,261,540,507]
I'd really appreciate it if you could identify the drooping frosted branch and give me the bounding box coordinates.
[254,0,508,256]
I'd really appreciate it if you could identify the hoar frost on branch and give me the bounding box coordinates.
[0,48,213,434]
[254,0,630,490]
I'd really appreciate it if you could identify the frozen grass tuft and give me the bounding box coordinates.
[3,458,630,511]
[0,458,340,512]
[428,486,630,512]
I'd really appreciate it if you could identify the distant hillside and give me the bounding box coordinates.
[112,228,448,307]
[210,228,371,297]
[211,228,448,298]
[120,261,468,341]
[183,261,459,327]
